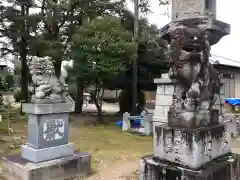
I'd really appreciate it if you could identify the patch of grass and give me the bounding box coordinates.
[69,122,152,171]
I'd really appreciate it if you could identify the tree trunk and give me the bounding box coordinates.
[92,81,104,124]
[20,5,29,103]
[94,97,103,124]
[20,54,28,102]
[75,78,84,114]
[95,89,104,123]
[99,89,104,112]
[54,60,62,78]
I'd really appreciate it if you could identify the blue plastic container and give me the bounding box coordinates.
[225,98,240,106]
[115,118,143,128]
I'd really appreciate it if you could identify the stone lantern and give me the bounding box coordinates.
[139,1,240,179]
[172,0,217,20]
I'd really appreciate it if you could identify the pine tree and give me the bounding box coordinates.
[0,0,40,102]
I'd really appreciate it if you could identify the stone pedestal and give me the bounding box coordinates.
[21,143,75,163]
[2,152,91,180]
[154,124,231,169]
[20,102,75,163]
[140,154,240,180]
[2,101,92,180]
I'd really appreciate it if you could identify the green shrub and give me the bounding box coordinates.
[13,88,22,102]
[0,76,12,92]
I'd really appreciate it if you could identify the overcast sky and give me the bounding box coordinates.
[127,0,240,61]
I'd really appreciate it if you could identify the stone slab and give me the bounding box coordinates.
[154,78,176,84]
[140,154,240,180]
[154,124,231,169]
[168,109,219,128]
[21,143,75,163]
[22,102,74,114]
[155,95,172,106]
[160,17,230,46]
[27,113,69,149]
[2,152,91,180]
[152,116,167,124]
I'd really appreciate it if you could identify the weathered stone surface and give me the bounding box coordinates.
[22,102,74,114]
[21,143,75,163]
[2,152,91,180]
[155,95,173,106]
[161,73,169,79]
[161,17,230,46]
[164,17,228,128]
[27,113,69,149]
[153,76,175,124]
[28,56,68,103]
[172,0,217,21]
[22,102,74,151]
[172,0,204,20]
[156,85,164,95]
[164,85,174,95]
[154,78,176,84]
[154,106,164,117]
[223,113,237,137]
[140,153,240,180]
[168,109,219,128]
[154,124,231,169]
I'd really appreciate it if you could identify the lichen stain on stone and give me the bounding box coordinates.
[155,126,162,146]
[231,158,238,176]
[194,125,225,143]
[153,165,163,179]
[163,128,166,146]
[171,129,175,145]
[210,125,225,140]
[181,131,193,151]
[142,158,148,180]
[142,154,240,180]
[165,169,182,180]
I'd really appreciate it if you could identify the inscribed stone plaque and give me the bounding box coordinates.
[43,119,65,141]
[27,113,69,149]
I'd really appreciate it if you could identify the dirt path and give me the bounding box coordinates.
[85,160,139,180]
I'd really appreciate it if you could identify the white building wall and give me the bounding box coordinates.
[234,74,240,98]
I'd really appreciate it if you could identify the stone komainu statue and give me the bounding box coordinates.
[28,56,68,103]
[167,26,221,127]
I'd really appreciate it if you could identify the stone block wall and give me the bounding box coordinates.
[213,83,225,114]
[153,74,176,137]
[153,75,176,125]
[154,85,173,121]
